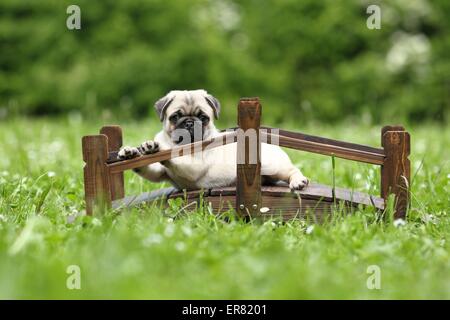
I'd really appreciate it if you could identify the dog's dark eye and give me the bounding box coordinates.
[199,114,209,124]
[169,112,181,123]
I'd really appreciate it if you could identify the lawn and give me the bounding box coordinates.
[0,116,448,299]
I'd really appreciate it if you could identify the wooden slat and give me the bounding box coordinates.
[381,125,405,138]
[170,189,210,199]
[259,197,332,221]
[108,132,237,174]
[236,97,262,217]
[206,196,331,221]
[211,182,384,210]
[109,183,384,219]
[205,195,238,214]
[210,186,237,196]
[100,126,125,200]
[269,127,385,155]
[381,129,410,219]
[82,135,112,215]
[263,132,385,165]
[222,126,385,155]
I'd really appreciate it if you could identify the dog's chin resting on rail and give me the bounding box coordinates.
[118,89,309,191]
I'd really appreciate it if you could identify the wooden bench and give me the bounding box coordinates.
[82,97,410,220]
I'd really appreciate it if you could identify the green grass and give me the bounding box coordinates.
[0,116,449,299]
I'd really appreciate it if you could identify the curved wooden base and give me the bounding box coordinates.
[112,182,384,221]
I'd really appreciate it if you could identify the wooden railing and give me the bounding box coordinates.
[262,132,385,165]
[107,132,237,174]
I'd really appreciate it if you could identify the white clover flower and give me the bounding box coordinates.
[47,171,56,178]
[393,219,406,228]
[260,207,270,213]
[306,225,314,234]
[167,218,174,223]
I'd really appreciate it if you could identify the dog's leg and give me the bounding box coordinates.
[118,141,170,183]
[137,140,159,156]
[265,165,309,190]
[261,146,309,191]
[118,140,160,161]
[118,146,141,160]
[286,167,309,190]
[133,162,169,183]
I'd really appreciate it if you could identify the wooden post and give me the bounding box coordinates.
[236,97,262,217]
[100,126,124,200]
[381,126,410,219]
[82,134,112,215]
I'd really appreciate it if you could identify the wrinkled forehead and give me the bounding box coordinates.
[166,91,212,116]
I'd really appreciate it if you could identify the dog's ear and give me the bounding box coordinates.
[154,95,174,121]
[204,94,221,119]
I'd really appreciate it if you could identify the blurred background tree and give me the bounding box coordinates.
[0,0,448,124]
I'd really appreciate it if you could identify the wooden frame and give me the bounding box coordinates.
[82,97,410,220]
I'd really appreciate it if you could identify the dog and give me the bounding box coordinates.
[118,90,308,191]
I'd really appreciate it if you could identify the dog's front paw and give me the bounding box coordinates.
[289,174,309,191]
[138,140,159,155]
[118,146,141,160]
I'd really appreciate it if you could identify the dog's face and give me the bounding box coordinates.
[154,90,221,145]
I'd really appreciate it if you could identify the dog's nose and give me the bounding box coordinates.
[184,119,195,129]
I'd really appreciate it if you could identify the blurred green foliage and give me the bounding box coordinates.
[0,0,449,123]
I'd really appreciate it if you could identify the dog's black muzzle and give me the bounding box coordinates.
[172,117,204,145]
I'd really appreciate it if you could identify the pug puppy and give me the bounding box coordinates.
[118,90,308,191]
